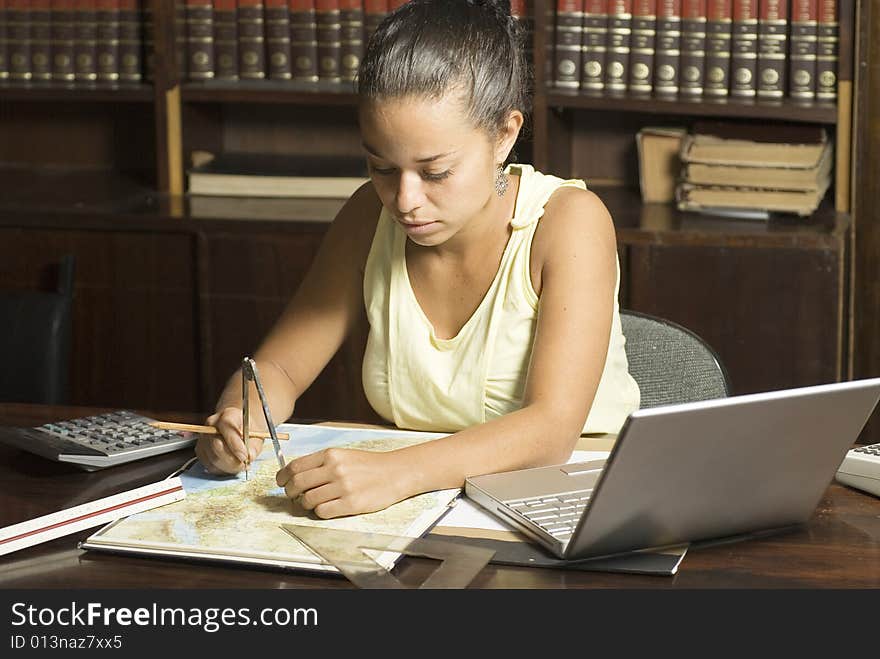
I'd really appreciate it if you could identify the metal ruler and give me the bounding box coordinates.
[0,477,186,557]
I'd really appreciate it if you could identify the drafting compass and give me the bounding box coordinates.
[242,356,286,479]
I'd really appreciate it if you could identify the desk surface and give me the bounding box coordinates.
[2,403,880,589]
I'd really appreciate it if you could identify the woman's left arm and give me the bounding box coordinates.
[278,188,619,518]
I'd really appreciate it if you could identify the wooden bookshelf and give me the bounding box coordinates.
[0,0,877,441]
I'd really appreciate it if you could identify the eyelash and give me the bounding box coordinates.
[369,165,452,182]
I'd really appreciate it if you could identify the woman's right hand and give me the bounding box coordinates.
[195,406,266,475]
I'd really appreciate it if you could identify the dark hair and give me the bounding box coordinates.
[358,0,532,146]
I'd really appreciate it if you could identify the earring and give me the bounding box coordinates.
[494,164,509,197]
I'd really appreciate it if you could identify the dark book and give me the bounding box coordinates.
[74,0,98,82]
[187,152,370,198]
[789,0,818,100]
[339,0,362,82]
[653,0,681,95]
[213,0,237,79]
[704,0,731,97]
[605,0,632,95]
[756,0,787,99]
[581,0,607,93]
[265,0,292,79]
[142,0,154,81]
[117,0,140,81]
[511,0,533,76]
[680,0,706,98]
[0,0,8,80]
[174,0,186,78]
[316,0,340,83]
[30,0,53,81]
[185,0,214,80]
[290,0,318,82]
[730,0,758,97]
[364,0,388,43]
[8,0,32,81]
[237,0,266,79]
[553,0,583,91]
[628,0,656,95]
[816,0,836,100]
[96,0,120,82]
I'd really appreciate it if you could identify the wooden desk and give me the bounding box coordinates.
[2,403,880,589]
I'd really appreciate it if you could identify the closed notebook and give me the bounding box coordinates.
[187,152,370,198]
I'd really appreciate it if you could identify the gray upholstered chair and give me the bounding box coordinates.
[620,309,730,408]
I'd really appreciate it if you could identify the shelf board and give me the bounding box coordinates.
[181,80,359,105]
[545,92,839,124]
[598,185,848,249]
[0,82,154,103]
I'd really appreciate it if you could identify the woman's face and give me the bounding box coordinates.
[359,94,500,248]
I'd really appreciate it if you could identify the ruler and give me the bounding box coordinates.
[0,477,186,557]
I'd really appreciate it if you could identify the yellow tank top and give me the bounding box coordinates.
[362,164,640,434]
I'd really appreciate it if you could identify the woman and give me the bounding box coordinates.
[195,0,640,518]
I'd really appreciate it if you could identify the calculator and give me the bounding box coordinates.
[0,410,197,471]
[835,443,880,498]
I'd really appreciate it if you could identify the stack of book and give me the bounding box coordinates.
[187,151,370,198]
[179,0,534,87]
[551,0,842,103]
[674,121,833,218]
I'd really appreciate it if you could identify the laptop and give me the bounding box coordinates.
[465,378,880,562]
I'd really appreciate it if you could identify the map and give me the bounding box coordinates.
[83,424,460,572]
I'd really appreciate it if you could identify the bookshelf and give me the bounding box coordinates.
[0,0,877,441]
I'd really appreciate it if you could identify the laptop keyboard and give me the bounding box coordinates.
[505,490,593,541]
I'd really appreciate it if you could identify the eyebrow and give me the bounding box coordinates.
[361,142,455,164]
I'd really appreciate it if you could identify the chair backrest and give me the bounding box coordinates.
[620,309,730,408]
[0,255,76,405]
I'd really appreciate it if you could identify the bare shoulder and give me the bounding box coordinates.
[531,186,617,284]
[325,181,383,269]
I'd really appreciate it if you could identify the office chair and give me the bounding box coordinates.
[0,255,76,405]
[620,309,731,408]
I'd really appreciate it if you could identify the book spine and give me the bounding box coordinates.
[185,0,214,80]
[553,0,583,90]
[581,0,607,93]
[605,0,632,94]
[628,0,656,95]
[237,0,266,79]
[174,0,187,78]
[680,0,706,98]
[815,0,835,100]
[213,0,237,79]
[8,0,31,80]
[142,0,154,81]
[289,0,317,81]
[51,0,75,81]
[117,0,141,81]
[96,0,120,82]
[757,0,787,99]
[0,0,7,80]
[704,0,731,97]
[315,0,340,83]
[363,0,387,43]
[74,0,97,82]
[653,0,681,95]
[511,0,533,78]
[266,0,291,79]
[31,0,53,81]
[730,0,757,97]
[338,0,362,83]
[789,0,817,100]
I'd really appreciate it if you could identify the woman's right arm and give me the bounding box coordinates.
[196,182,381,474]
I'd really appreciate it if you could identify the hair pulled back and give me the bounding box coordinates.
[358,0,532,145]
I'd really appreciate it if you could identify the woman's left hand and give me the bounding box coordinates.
[276,447,414,518]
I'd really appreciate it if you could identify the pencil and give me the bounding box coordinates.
[149,421,290,440]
